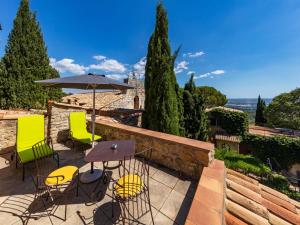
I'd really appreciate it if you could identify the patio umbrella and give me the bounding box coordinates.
[35,73,134,183]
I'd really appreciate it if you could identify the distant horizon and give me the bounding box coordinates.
[1,0,300,98]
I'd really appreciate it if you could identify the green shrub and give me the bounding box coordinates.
[242,134,300,169]
[215,148,271,176]
[215,148,300,201]
[208,108,248,135]
[263,174,300,200]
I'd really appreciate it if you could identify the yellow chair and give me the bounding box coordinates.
[32,140,79,223]
[69,112,101,146]
[112,148,154,224]
[16,115,59,180]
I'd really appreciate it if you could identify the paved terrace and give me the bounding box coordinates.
[0,143,197,225]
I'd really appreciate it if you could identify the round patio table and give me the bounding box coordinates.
[85,140,135,164]
[81,140,136,201]
[80,140,135,184]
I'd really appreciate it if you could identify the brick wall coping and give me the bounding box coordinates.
[95,119,214,153]
[51,101,88,110]
[0,110,31,120]
[185,160,225,225]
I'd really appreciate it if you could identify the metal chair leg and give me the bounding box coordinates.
[22,164,25,181]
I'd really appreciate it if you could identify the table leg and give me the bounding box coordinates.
[80,162,102,184]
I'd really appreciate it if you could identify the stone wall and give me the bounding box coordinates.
[48,101,86,144]
[0,119,17,151]
[93,120,214,178]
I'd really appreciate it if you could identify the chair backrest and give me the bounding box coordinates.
[32,139,56,187]
[17,115,45,152]
[69,111,88,135]
[121,148,153,191]
[118,148,153,218]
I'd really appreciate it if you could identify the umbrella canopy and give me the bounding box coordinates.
[35,73,135,183]
[35,73,134,90]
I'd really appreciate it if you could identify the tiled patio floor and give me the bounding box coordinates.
[0,143,197,225]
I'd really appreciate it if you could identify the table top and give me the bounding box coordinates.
[85,140,135,163]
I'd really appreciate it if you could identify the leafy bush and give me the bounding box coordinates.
[208,108,249,135]
[242,134,300,169]
[216,148,300,200]
[196,86,227,108]
[215,148,271,176]
[265,88,300,130]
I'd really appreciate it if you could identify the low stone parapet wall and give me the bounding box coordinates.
[93,120,214,178]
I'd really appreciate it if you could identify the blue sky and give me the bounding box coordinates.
[1,0,300,98]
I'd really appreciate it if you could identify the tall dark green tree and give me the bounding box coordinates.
[255,95,267,125]
[182,74,208,141]
[0,0,62,109]
[142,3,180,135]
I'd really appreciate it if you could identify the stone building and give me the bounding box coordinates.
[62,74,145,110]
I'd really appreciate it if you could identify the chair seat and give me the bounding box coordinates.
[18,144,52,163]
[72,132,102,144]
[45,166,78,186]
[114,174,144,198]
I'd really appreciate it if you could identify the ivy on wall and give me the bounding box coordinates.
[208,108,249,136]
[242,134,300,169]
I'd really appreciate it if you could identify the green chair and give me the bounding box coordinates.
[16,115,59,181]
[69,112,102,147]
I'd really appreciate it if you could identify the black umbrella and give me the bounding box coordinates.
[36,73,134,183]
[36,73,133,90]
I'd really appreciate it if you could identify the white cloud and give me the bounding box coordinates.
[184,51,205,58]
[194,70,225,79]
[50,58,87,75]
[106,74,128,80]
[174,60,189,74]
[133,57,147,77]
[89,59,126,73]
[93,55,106,61]
[211,69,225,75]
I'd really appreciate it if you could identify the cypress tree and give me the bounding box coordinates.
[255,95,267,125]
[0,0,62,109]
[142,3,180,135]
[183,74,208,140]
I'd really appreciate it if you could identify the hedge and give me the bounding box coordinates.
[242,134,300,169]
[215,148,271,176]
[208,108,249,135]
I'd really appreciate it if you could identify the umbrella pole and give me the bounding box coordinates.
[80,87,102,183]
[90,87,96,173]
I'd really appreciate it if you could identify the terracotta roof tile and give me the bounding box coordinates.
[261,190,297,213]
[187,200,222,225]
[225,169,300,225]
[227,169,259,185]
[226,199,270,225]
[226,179,262,204]
[225,211,249,225]
[268,213,294,225]
[227,173,261,194]
[226,189,269,219]
[260,184,290,202]
[261,199,300,225]
[185,160,225,225]
[202,166,225,182]
[194,185,224,213]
